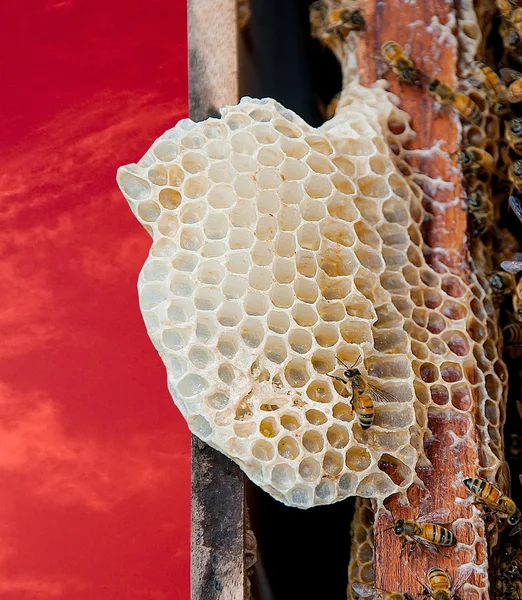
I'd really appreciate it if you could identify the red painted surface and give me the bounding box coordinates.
[0,1,190,598]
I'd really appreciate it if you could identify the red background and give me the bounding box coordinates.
[0,1,190,598]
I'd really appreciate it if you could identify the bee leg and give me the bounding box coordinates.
[407,541,416,558]
[326,374,348,384]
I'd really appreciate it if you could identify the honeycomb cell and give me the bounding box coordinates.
[159,188,182,210]
[264,336,287,364]
[278,436,300,460]
[306,379,333,403]
[217,334,238,359]
[427,312,445,334]
[419,362,439,383]
[251,440,275,462]
[333,402,353,422]
[267,310,290,334]
[271,464,296,490]
[442,330,470,356]
[271,284,294,308]
[302,430,324,453]
[327,424,349,448]
[311,350,335,374]
[314,323,339,347]
[440,362,463,382]
[240,319,265,348]
[280,413,301,431]
[345,447,371,471]
[430,384,449,406]
[289,329,312,354]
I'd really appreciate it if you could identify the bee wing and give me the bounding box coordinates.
[351,583,377,598]
[510,195,522,225]
[415,536,448,555]
[501,67,522,83]
[452,565,474,592]
[417,508,451,523]
[501,260,522,274]
[368,383,400,404]
[497,461,512,495]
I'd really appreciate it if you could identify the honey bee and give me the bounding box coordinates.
[464,476,522,533]
[418,566,473,600]
[506,119,522,154]
[500,68,522,102]
[504,322,522,345]
[457,147,495,178]
[352,583,414,600]
[387,508,456,557]
[311,2,365,41]
[466,190,493,235]
[325,7,366,35]
[498,0,518,20]
[490,271,515,306]
[428,80,481,123]
[381,41,419,85]
[509,159,522,193]
[327,355,398,430]
[471,61,508,101]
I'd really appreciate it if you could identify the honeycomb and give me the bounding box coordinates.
[118,90,428,508]
[118,86,507,517]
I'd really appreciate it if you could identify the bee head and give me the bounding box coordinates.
[510,118,522,134]
[394,519,404,535]
[494,102,511,117]
[343,368,360,378]
[434,592,448,600]
[467,192,481,209]
[403,595,415,600]
[508,508,521,526]
[350,10,366,28]
[491,273,505,290]
[428,80,439,93]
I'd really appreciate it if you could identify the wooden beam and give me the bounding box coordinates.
[356,0,488,596]
[187,2,246,599]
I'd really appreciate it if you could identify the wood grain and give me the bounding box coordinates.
[188,2,246,598]
[356,1,487,597]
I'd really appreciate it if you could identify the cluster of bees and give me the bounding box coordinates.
[328,357,522,598]
[309,3,522,598]
[348,476,522,599]
[310,3,522,348]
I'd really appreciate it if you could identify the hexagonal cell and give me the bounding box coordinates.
[430,384,449,406]
[306,380,333,403]
[314,323,339,347]
[302,430,324,453]
[327,424,349,449]
[278,436,300,460]
[271,464,296,490]
[264,336,287,364]
[240,319,265,348]
[280,413,301,431]
[345,446,371,471]
[285,358,309,388]
[377,454,410,485]
[340,321,372,345]
[251,440,275,462]
[217,333,238,359]
[440,362,463,383]
[441,330,470,357]
[288,329,313,354]
[271,284,294,309]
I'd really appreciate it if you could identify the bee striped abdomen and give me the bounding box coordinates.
[464,476,501,503]
[421,523,456,546]
[504,322,522,344]
[428,567,450,589]
[357,392,374,429]
[454,93,481,123]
